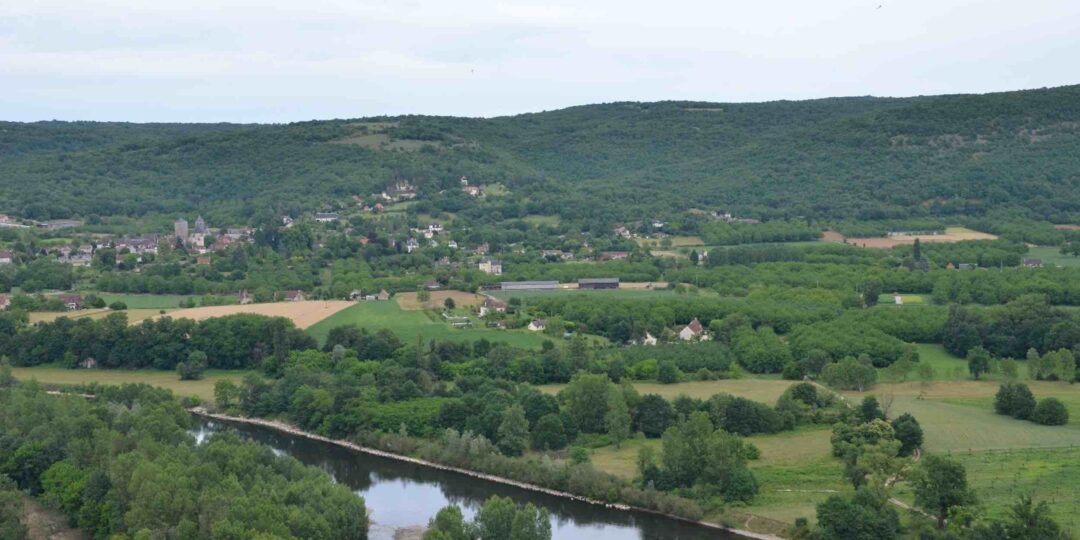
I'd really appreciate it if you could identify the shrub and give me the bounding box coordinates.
[890,413,923,456]
[657,360,680,384]
[109,301,128,311]
[1032,398,1069,426]
[994,383,1036,420]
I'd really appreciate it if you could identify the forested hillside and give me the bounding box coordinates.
[3,84,1079,223]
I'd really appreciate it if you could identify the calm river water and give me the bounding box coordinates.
[192,416,744,540]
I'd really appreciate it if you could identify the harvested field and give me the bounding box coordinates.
[395,290,485,310]
[845,227,997,249]
[159,300,354,328]
[821,230,845,243]
[618,281,669,289]
[30,308,166,324]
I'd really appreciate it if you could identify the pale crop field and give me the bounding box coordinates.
[845,226,998,248]
[394,290,485,311]
[30,308,167,324]
[159,300,354,329]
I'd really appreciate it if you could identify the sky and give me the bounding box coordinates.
[1,0,1078,123]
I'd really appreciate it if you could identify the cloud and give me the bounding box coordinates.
[1,0,1078,122]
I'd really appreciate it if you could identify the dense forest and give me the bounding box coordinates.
[3,85,1080,223]
[0,383,368,539]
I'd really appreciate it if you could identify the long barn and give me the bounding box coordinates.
[578,278,619,289]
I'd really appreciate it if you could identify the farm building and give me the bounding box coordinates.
[528,319,547,332]
[479,297,508,317]
[578,277,619,289]
[282,290,306,302]
[500,281,559,291]
[1023,258,1044,268]
[60,294,83,310]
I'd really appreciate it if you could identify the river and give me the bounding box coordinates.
[192,416,747,540]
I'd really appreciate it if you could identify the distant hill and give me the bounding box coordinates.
[2,84,1079,224]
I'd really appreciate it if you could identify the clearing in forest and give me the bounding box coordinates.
[844,226,997,249]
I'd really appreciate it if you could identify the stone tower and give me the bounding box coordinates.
[174,218,189,243]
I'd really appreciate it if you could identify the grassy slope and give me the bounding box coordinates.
[305,300,549,349]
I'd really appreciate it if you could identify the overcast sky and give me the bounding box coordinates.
[2,0,1078,123]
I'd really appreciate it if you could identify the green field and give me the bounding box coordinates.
[538,378,793,403]
[1027,245,1080,268]
[521,214,560,226]
[491,288,695,301]
[97,293,196,309]
[888,446,1080,534]
[875,293,930,305]
[305,301,551,348]
[96,293,235,309]
[895,344,1032,381]
[587,424,845,528]
[11,366,252,402]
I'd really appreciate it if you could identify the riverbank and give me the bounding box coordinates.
[190,407,785,540]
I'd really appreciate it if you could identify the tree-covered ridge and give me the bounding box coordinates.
[2,85,1079,222]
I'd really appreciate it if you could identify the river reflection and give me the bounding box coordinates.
[191,416,743,540]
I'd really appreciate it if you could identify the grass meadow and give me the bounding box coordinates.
[537,378,794,403]
[11,366,252,402]
[889,446,1080,533]
[1026,245,1080,268]
[305,300,550,349]
[98,293,197,309]
[491,287,698,301]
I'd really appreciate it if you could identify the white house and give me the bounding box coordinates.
[642,332,658,346]
[677,318,708,341]
[527,319,547,332]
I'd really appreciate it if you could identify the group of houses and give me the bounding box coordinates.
[174,216,255,255]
